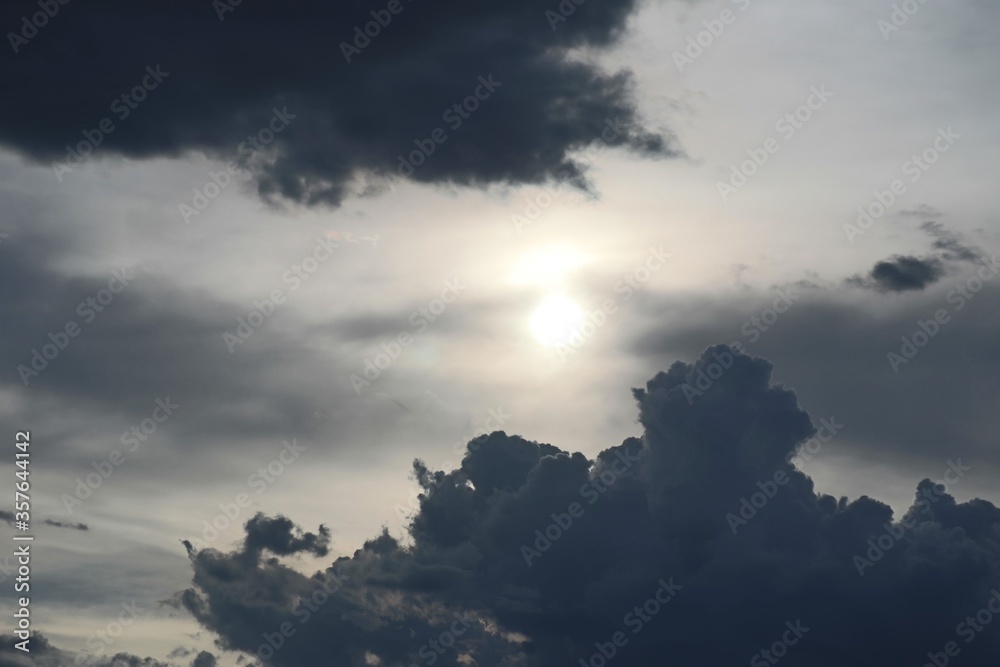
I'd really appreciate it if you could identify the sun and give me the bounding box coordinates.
[530,293,585,346]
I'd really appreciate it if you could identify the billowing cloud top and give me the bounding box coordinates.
[0,0,674,206]
[155,348,998,667]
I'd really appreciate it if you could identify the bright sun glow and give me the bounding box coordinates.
[510,245,587,286]
[530,293,585,346]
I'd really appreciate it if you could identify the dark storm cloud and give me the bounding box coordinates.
[157,348,996,667]
[848,224,983,292]
[0,0,675,207]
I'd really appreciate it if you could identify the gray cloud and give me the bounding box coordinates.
[0,229,355,468]
[0,0,676,208]
[160,348,997,667]
[848,254,945,292]
[848,224,982,293]
[923,221,981,263]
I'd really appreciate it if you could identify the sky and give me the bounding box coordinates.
[0,0,999,666]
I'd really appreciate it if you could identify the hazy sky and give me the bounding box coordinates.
[1,1,999,666]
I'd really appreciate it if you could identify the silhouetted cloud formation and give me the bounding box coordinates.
[6,349,999,666]
[0,0,674,207]
[851,254,945,292]
[848,224,983,292]
[241,513,331,560]
[188,652,215,667]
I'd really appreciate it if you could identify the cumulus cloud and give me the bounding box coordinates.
[160,347,997,667]
[0,0,676,207]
